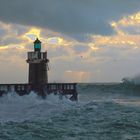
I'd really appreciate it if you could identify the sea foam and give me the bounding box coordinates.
[0,91,75,122]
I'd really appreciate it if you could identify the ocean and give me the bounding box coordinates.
[0,83,140,140]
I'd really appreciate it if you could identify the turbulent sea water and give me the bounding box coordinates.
[1,83,140,140]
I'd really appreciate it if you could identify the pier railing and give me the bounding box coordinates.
[0,83,77,97]
[45,83,77,94]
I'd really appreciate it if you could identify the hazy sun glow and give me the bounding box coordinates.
[64,70,90,82]
[115,12,140,26]
[0,46,8,50]
[23,28,41,41]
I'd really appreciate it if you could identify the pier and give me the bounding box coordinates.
[0,83,78,100]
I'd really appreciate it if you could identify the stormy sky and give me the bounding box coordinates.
[0,0,140,83]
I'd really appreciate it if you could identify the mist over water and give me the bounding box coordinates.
[122,74,140,85]
[0,84,140,139]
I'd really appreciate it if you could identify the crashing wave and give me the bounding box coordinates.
[122,75,140,85]
[0,91,76,122]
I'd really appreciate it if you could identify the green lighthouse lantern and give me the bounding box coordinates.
[34,38,41,52]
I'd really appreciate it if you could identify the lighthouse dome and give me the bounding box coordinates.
[34,38,41,52]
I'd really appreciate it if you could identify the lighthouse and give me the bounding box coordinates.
[0,38,78,101]
[26,38,49,92]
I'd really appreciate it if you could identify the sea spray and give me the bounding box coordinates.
[0,91,76,122]
[122,74,140,85]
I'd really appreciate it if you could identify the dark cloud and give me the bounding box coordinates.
[0,0,140,36]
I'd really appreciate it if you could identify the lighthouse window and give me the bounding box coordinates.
[35,43,41,49]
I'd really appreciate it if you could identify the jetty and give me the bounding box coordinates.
[0,38,78,101]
